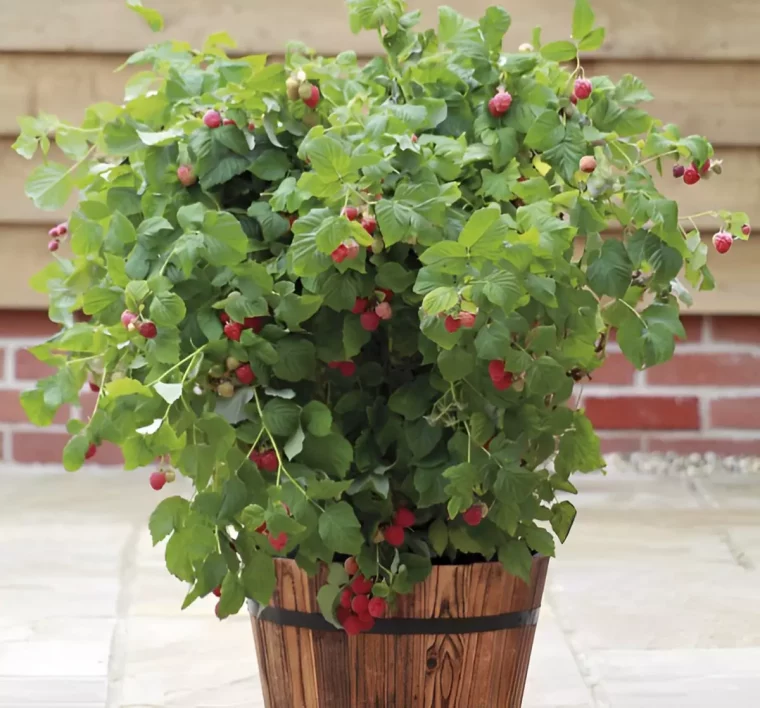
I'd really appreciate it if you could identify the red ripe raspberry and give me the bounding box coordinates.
[683,167,701,185]
[383,524,405,547]
[579,156,597,173]
[462,504,484,526]
[258,450,278,473]
[268,531,288,552]
[672,164,685,178]
[255,522,267,534]
[368,596,387,618]
[331,244,349,263]
[573,78,592,100]
[712,231,733,254]
[360,311,381,332]
[488,90,512,117]
[340,589,354,609]
[352,297,369,314]
[203,109,222,128]
[336,606,351,625]
[149,471,167,490]
[89,380,100,393]
[235,363,256,385]
[224,322,243,341]
[350,574,374,595]
[488,360,507,386]
[327,361,341,369]
[344,556,359,576]
[444,315,461,333]
[342,206,359,221]
[214,601,222,619]
[85,443,97,460]
[742,224,752,237]
[695,158,711,175]
[361,216,377,235]
[121,310,138,328]
[357,612,376,631]
[222,118,235,126]
[338,361,356,377]
[212,585,222,598]
[138,321,158,339]
[351,594,370,615]
[48,239,60,252]
[569,93,578,105]
[288,214,298,228]
[342,614,363,636]
[393,508,415,528]
[458,312,476,328]
[248,122,256,131]
[243,316,266,333]
[177,164,196,186]
[375,288,393,302]
[375,302,392,320]
[303,85,320,109]
[219,311,231,324]
[344,240,361,260]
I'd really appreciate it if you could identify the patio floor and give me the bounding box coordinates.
[1,462,759,707]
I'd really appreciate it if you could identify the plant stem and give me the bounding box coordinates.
[147,344,208,385]
[617,298,646,324]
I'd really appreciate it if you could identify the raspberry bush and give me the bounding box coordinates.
[16,0,751,632]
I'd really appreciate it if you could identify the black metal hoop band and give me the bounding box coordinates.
[248,599,540,636]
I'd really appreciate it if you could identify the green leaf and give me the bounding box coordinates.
[150,291,186,326]
[105,378,153,398]
[316,584,341,630]
[242,551,276,605]
[498,539,532,583]
[555,412,605,477]
[438,347,475,382]
[578,27,605,51]
[551,500,577,543]
[572,0,595,40]
[302,401,333,437]
[263,399,301,437]
[25,163,73,211]
[203,211,249,266]
[149,497,190,545]
[540,41,577,62]
[479,6,511,49]
[587,240,633,299]
[299,433,353,478]
[126,0,164,31]
[524,111,565,152]
[217,571,245,618]
[251,149,291,181]
[62,434,90,472]
[428,519,449,556]
[318,502,363,555]
[273,338,316,382]
[526,356,567,396]
[458,207,500,248]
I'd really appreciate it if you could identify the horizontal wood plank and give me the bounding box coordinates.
[5,223,760,314]
[4,137,758,228]
[2,0,760,59]
[2,53,758,146]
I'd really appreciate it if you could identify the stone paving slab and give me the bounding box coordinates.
[1,463,759,707]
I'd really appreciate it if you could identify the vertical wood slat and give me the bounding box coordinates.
[250,556,549,708]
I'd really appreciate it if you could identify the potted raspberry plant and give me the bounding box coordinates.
[16,0,750,704]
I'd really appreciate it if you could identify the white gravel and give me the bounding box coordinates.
[605,452,760,476]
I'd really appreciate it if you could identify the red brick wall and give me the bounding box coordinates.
[3,310,760,463]
[585,315,760,455]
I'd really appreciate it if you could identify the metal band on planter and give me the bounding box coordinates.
[247,599,540,635]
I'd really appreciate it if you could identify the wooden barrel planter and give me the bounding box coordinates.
[249,556,549,708]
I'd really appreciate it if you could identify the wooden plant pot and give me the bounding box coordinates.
[249,556,549,708]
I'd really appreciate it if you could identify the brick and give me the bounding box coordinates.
[0,310,60,338]
[647,437,760,456]
[646,353,760,386]
[598,435,644,454]
[679,315,703,343]
[0,390,69,424]
[12,432,124,465]
[710,398,760,430]
[584,396,700,430]
[14,349,56,380]
[587,353,636,386]
[711,316,760,344]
